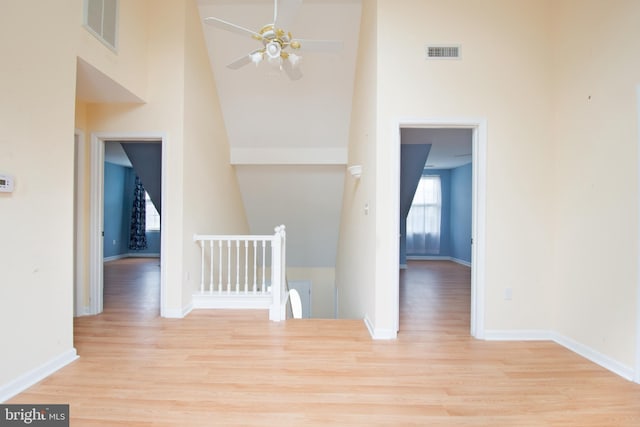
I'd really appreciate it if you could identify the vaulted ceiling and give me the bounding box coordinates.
[196,0,362,267]
[197,0,362,157]
[93,1,472,270]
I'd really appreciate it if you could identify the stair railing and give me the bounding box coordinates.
[193,225,287,321]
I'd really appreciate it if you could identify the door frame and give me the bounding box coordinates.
[74,129,87,316]
[392,117,487,338]
[88,132,167,316]
[635,85,640,384]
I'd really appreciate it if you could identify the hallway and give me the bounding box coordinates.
[102,257,160,319]
[8,260,640,426]
[399,260,471,337]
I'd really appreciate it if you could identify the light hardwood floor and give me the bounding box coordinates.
[9,259,640,426]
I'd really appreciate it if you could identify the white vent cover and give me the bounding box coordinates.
[84,0,118,50]
[425,45,461,59]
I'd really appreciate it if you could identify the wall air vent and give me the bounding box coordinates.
[425,45,461,60]
[84,0,118,50]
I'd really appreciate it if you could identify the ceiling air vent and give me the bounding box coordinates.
[425,45,461,60]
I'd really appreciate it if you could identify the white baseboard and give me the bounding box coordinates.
[128,253,160,258]
[407,256,449,261]
[74,306,92,317]
[103,254,128,262]
[192,293,272,310]
[406,256,471,267]
[451,257,472,267]
[364,316,397,340]
[104,254,160,263]
[484,329,635,381]
[162,302,193,319]
[550,332,635,381]
[0,349,78,403]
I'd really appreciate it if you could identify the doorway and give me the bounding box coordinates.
[86,133,167,317]
[392,118,487,338]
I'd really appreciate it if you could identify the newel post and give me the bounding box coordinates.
[269,225,286,321]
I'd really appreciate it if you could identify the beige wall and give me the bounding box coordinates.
[76,0,149,100]
[0,0,78,385]
[84,0,249,314]
[287,267,336,318]
[85,0,189,314]
[368,0,556,334]
[343,0,638,371]
[181,0,249,306]
[1,0,248,391]
[335,0,378,323]
[552,0,640,367]
[74,101,91,311]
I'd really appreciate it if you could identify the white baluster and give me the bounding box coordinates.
[244,239,249,293]
[253,240,257,293]
[261,239,266,293]
[218,240,223,293]
[209,240,214,293]
[199,239,204,293]
[236,239,240,293]
[227,239,231,293]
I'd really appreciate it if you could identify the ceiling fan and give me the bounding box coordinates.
[204,0,343,80]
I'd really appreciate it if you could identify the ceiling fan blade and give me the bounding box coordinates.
[273,0,302,30]
[292,39,343,53]
[282,60,303,81]
[226,49,262,70]
[204,17,263,40]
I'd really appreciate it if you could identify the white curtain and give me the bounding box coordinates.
[406,175,442,255]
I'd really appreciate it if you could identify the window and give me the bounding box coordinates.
[406,175,442,255]
[145,192,160,231]
[84,0,118,50]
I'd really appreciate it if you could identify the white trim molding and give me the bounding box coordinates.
[552,332,635,382]
[89,132,168,318]
[406,256,472,268]
[393,117,487,340]
[635,84,640,384]
[485,329,635,382]
[103,254,161,263]
[364,316,397,340]
[192,294,271,310]
[74,129,87,318]
[0,349,78,403]
[163,302,194,319]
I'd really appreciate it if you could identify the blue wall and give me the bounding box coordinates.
[403,163,472,263]
[104,163,130,258]
[450,163,472,263]
[104,162,160,259]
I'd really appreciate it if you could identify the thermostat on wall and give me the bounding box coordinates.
[0,174,15,193]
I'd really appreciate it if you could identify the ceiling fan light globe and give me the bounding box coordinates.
[250,52,264,65]
[266,41,281,59]
[288,53,301,67]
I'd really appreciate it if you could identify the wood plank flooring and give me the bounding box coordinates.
[9,259,640,426]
